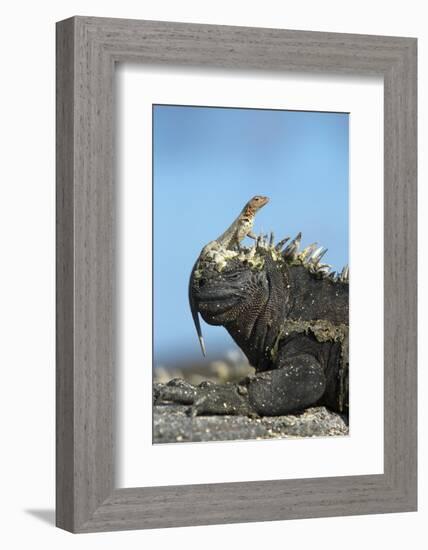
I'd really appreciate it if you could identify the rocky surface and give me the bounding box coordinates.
[153,365,348,443]
[153,403,349,444]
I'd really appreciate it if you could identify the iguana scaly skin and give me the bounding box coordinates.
[189,195,269,356]
[187,226,349,417]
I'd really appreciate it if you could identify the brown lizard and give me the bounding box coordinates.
[190,195,269,356]
[215,195,269,250]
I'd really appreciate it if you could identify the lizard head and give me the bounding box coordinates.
[245,195,269,214]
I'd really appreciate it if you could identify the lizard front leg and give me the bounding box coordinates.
[237,230,257,251]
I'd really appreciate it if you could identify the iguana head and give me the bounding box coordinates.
[193,254,273,326]
[189,238,290,366]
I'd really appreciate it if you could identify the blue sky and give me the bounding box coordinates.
[153,105,349,366]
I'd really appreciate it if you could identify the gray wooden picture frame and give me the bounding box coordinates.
[56,16,417,533]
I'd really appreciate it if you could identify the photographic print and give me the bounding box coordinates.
[153,104,349,444]
[55,18,416,531]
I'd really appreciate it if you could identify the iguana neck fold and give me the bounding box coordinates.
[221,253,290,370]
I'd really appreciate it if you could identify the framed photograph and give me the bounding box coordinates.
[56,16,417,532]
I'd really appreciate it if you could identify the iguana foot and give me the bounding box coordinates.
[154,379,255,417]
[154,378,196,405]
[191,382,253,417]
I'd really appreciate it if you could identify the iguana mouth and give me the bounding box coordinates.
[194,284,245,301]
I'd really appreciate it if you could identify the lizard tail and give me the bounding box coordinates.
[189,260,206,357]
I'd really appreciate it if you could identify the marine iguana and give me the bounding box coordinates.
[185,231,349,417]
